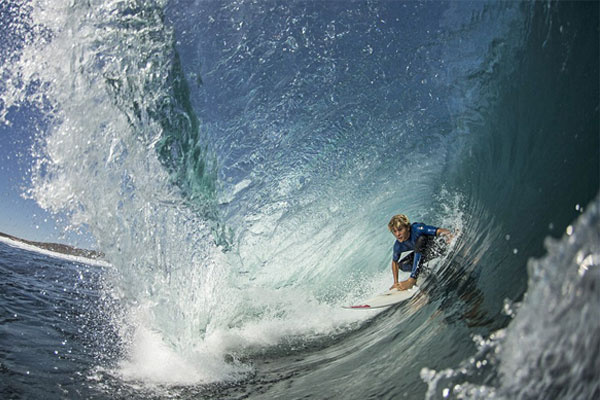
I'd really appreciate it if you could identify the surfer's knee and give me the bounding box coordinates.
[399,262,412,272]
[415,235,429,252]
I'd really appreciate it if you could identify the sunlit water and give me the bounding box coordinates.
[1,1,598,399]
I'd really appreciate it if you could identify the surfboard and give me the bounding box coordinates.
[343,286,419,309]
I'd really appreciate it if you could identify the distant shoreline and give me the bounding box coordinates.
[0,231,104,260]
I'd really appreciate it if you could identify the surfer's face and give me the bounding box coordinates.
[392,226,409,242]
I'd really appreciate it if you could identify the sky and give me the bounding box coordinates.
[0,105,93,248]
[0,2,74,246]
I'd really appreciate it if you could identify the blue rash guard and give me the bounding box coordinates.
[392,222,439,279]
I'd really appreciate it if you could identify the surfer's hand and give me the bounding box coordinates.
[437,228,454,244]
[390,282,402,291]
[444,233,454,244]
[397,278,417,291]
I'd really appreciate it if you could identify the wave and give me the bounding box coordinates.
[1,0,598,397]
[423,196,600,399]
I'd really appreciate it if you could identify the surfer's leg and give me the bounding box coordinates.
[415,235,433,263]
[398,253,414,272]
[410,236,431,279]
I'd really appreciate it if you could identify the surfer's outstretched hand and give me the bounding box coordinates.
[437,228,455,244]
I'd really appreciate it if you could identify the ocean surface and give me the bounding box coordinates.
[1,1,599,399]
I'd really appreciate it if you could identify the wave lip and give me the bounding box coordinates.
[499,197,600,399]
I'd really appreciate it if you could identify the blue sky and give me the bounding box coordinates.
[0,2,74,245]
[0,106,93,248]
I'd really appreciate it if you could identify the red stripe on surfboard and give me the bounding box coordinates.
[350,305,371,308]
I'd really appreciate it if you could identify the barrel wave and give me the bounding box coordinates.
[0,1,598,399]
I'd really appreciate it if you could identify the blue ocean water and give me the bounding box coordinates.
[1,1,599,399]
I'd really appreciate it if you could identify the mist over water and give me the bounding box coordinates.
[1,0,598,398]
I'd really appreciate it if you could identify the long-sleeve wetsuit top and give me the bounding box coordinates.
[392,222,438,279]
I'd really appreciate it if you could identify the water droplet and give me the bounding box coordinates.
[578,254,596,276]
[566,225,573,236]
[285,36,298,51]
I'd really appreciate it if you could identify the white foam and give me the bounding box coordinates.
[117,324,250,385]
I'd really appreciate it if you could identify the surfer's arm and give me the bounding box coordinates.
[390,242,404,289]
[391,260,400,289]
[421,224,452,239]
[396,260,418,290]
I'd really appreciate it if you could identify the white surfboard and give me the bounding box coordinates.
[343,286,420,309]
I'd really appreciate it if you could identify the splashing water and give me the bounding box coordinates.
[422,197,600,399]
[1,0,598,397]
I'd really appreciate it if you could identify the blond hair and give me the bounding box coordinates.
[388,214,410,231]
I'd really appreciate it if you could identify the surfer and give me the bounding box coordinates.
[388,214,453,291]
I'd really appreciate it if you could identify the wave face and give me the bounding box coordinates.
[1,0,598,398]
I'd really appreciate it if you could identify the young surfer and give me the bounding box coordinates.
[388,214,453,291]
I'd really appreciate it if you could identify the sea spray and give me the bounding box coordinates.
[422,196,600,399]
[1,1,597,397]
[0,0,244,383]
[1,0,371,385]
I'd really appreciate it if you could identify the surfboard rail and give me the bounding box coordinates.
[343,286,420,309]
